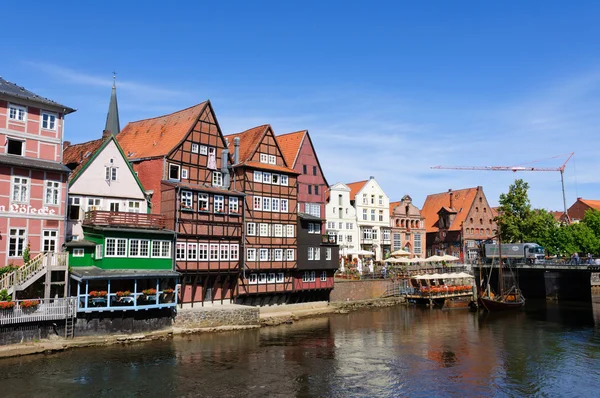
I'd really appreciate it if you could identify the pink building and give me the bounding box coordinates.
[0,78,75,266]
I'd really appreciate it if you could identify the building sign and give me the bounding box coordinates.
[0,204,57,215]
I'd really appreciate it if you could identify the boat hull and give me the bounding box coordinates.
[478,297,525,311]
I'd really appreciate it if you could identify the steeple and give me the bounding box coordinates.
[103,72,121,138]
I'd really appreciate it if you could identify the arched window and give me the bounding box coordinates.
[476,207,479,212]
[480,218,483,224]
[479,197,483,203]
[395,219,400,227]
[401,219,405,227]
[470,217,473,224]
[483,207,487,213]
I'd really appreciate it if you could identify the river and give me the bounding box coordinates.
[2,300,600,397]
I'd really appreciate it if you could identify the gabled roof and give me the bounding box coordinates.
[63,138,105,181]
[117,102,208,159]
[421,188,479,233]
[389,201,401,215]
[277,130,306,167]
[346,180,368,200]
[578,199,600,211]
[0,77,75,113]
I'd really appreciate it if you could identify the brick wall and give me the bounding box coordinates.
[329,279,390,302]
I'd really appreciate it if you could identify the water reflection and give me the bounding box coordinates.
[1,301,600,397]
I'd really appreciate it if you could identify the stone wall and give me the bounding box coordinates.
[174,305,259,329]
[329,279,390,302]
[74,308,174,337]
[0,322,58,345]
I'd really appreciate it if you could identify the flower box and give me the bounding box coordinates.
[89,290,108,298]
[0,301,15,310]
[20,299,40,309]
[116,291,131,297]
[142,288,157,296]
[163,288,174,294]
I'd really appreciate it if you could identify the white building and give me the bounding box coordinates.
[347,177,391,261]
[325,182,359,257]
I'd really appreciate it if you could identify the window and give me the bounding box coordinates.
[263,172,272,184]
[303,165,307,174]
[312,165,317,176]
[371,209,375,221]
[260,223,269,236]
[315,186,319,195]
[362,194,368,204]
[327,222,335,229]
[41,112,57,130]
[254,171,263,182]
[363,228,374,240]
[214,195,224,213]
[247,222,256,236]
[198,194,209,211]
[95,244,103,259]
[220,244,229,261]
[68,197,81,220]
[110,202,120,212]
[273,224,283,237]
[281,199,288,212]
[338,222,343,229]
[326,248,332,260]
[263,197,271,211]
[371,195,375,204]
[321,271,327,282]
[212,172,223,187]
[286,225,295,237]
[414,234,422,254]
[308,223,315,234]
[104,165,118,181]
[200,145,208,155]
[198,244,208,260]
[268,155,276,165]
[229,197,239,214]
[247,248,256,261]
[87,198,102,211]
[362,209,367,221]
[259,249,269,261]
[230,244,239,261]
[260,153,269,163]
[302,271,310,283]
[11,177,29,203]
[379,210,383,222]
[8,229,26,257]
[181,191,193,210]
[191,143,199,153]
[266,273,276,283]
[151,240,171,258]
[9,104,26,121]
[276,272,284,283]
[128,201,141,213]
[274,249,283,261]
[73,248,85,257]
[272,174,280,185]
[315,247,321,260]
[347,235,353,243]
[209,244,219,260]
[308,247,314,260]
[130,239,150,258]
[176,242,186,260]
[187,243,198,260]
[286,249,294,261]
[258,273,267,284]
[253,196,262,210]
[248,274,258,284]
[280,175,288,186]
[308,185,312,195]
[6,138,24,155]
[169,164,180,180]
[272,198,280,212]
[346,223,353,229]
[105,238,127,257]
[181,169,188,179]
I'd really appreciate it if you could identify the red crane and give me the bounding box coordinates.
[431,152,575,221]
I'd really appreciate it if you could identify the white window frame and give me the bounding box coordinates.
[253,171,263,182]
[248,273,258,284]
[273,224,283,237]
[210,244,219,261]
[302,271,310,283]
[321,271,327,282]
[260,153,268,163]
[308,247,314,261]
[191,143,199,153]
[286,225,294,237]
[212,171,223,187]
[286,249,294,261]
[280,175,289,186]
[87,198,102,211]
[168,163,180,180]
[274,249,283,261]
[43,180,60,206]
[268,155,276,165]
[130,239,150,258]
[259,223,269,237]
[11,176,29,203]
[247,222,256,236]
[271,174,280,185]
[176,242,187,260]
[281,199,288,213]
[151,240,171,258]
[263,172,272,184]
[253,196,262,210]
[8,228,26,257]
[8,104,26,122]
[214,195,225,213]
[276,272,284,283]
[258,273,267,284]
[259,249,269,261]
[267,273,276,283]
[41,111,57,130]
[181,190,193,210]
[263,197,271,212]
[310,271,316,282]
[271,198,280,212]
[200,145,208,155]
[230,244,239,261]
[128,201,141,213]
[187,243,198,260]
[326,248,332,260]
[314,247,321,260]
[73,248,85,257]
[95,244,103,259]
[247,248,256,261]
[229,197,239,214]
[198,194,209,212]
[220,244,229,261]
[181,169,188,179]
[198,243,208,260]
[105,238,127,257]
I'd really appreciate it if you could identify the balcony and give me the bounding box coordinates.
[322,234,338,244]
[83,210,166,229]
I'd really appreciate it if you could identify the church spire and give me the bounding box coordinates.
[103,72,121,137]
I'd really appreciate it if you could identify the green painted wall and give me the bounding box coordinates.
[68,247,95,267]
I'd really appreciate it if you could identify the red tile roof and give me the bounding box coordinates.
[549,210,564,221]
[62,138,106,181]
[579,199,600,211]
[117,102,207,159]
[389,201,401,215]
[236,160,299,174]
[346,180,368,201]
[276,130,306,167]
[224,125,270,164]
[421,188,479,233]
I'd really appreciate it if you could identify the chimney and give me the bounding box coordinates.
[221,148,231,189]
[234,137,240,164]
[448,189,454,209]
[102,129,111,139]
[369,175,375,180]
[63,141,71,150]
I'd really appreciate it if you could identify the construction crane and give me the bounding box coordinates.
[431,152,575,221]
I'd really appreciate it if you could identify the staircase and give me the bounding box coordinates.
[0,252,69,297]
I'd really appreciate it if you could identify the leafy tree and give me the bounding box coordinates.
[22,241,31,264]
[582,209,600,237]
[568,222,600,255]
[526,209,559,251]
[497,179,533,243]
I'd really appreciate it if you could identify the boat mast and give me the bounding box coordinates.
[498,222,503,296]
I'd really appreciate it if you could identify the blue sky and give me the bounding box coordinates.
[3,1,599,211]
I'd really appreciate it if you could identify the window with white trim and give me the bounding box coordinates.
[272,198,280,212]
[6,138,24,156]
[286,249,294,261]
[273,224,283,237]
[308,247,314,260]
[130,239,150,258]
[95,244,103,259]
[106,238,127,257]
[212,171,223,187]
[168,164,180,180]
[276,272,284,283]
[258,273,267,284]
[383,229,390,240]
[230,244,239,261]
[263,172,271,184]
[220,244,229,261]
[209,244,219,260]
[87,198,102,211]
[128,201,141,213]
[310,271,316,282]
[196,243,207,260]
[248,273,258,284]
[73,248,85,257]
[9,104,26,121]
[8,228,26,257]
[41,112,57,130]
[280,175,288,186]
[326,248,332,260]
[214,195,224,213]
[198,194,209,211]
[253,196,262,210]
[181,191,193,210]
[191,143,199,153]
[181,169,188,179]
[259,249,269,261]
[371,209,375,221]
[247,222,256,236]
[268,155,276,165]
[259,223,269,237]
[11,177,29,203]
[44,180,60,205]
[151,240,171,258]
[200,145,208,155]
[286,225,294,237]
[281,199,288,212]
[272,174,280,185]
[267,273,276,283]
[176,242,186,260]
[260,153,268,163]
[247,248,256,261]
[263,197,271,211]
[362,209,367,220]
[414,234,422,254]
[321,271,327,282]
[254,171,263,182]
[229,197,239,214]
[274,249,283,261]
[314,247,321,260]
[188,243,198,260]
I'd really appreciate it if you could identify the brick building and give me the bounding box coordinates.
[566,198,600,222]
[389,195,426,258]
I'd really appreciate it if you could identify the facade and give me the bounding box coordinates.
[277,130,337,299]
[0,77,75,267]
[325,182,359,257]
[117,102,243,306]
[389,195,426,258]
[566,198,600,222]
[347,177,391,260]
[421,186,496,262]
[224,125,299,305]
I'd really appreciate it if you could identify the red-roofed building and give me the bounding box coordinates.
[567,198,600,222]
[420,186,496,261]
[117,101,244,306]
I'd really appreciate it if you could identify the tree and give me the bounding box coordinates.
[497,179,533,243]
[582,209,600,237]
[526,209,560,251]
[22,241,31,264]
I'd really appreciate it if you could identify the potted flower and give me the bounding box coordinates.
[20,299,40,309]
[142,288,157,296]
[0,301,15,310]
[116,290,131,297]
[89,290,108,298]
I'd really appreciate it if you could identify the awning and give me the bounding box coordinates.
[64,239,96,248]
[70,266,180,281]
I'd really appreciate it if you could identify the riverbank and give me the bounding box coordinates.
[0,297,405,359]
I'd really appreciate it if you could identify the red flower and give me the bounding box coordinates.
[89,290,108,297]
[0,301,15,310]
[142,288,157,295]
[20,299,40,309]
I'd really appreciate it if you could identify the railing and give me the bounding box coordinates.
[0,252,69,294]
[14,253,45,286]
[0,297,76,326]
[84,210,166,229]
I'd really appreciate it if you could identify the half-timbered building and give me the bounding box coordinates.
[224,125,299,305]
[117,102,244,306]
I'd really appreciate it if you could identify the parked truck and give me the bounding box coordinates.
[484,243,545,264]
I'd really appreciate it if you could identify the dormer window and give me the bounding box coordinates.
[8,104,26,121]
[268,155,276,165]
[6,138,24,156]
[260,153,268,163]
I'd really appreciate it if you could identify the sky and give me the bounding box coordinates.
[3,1,599,211]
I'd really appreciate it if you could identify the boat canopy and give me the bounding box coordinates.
[412,272,474,280]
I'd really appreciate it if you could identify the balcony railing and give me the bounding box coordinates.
[83,210,166,229]
[0,298,76,326]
